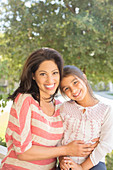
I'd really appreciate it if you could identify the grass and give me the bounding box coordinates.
[0,111,9,141]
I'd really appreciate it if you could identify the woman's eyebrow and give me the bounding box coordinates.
[51,69,59,72]
[39,70,46,72]
[38,69,59,73]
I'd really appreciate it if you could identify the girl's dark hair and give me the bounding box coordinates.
[8,48,64,102]
[60,65,94,98]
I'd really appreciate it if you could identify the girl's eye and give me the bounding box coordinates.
[64,87,69,92]
[73,81,78,85]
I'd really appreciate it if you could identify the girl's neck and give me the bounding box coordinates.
[76,96,99,107]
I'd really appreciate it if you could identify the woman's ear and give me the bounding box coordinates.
[32,73,35,80]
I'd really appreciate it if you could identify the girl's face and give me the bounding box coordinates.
[33,60,60,99]
[61,75,88,104]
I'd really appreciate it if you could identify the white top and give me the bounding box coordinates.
[60,100,113,166]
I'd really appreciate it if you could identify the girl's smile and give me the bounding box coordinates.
[72,89,81,98]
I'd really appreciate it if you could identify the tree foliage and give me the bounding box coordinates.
[106,151,113,170]
[0,0,113,94]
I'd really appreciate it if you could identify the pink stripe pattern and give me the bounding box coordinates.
[1,93,63,170]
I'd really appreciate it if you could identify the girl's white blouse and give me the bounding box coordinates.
[60,100,113,165]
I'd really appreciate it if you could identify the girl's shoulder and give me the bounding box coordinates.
[97,100,111,110]
[98,101,113,122]
[93,100,113,120]
[61,100,77,105]
[60,100,76,110]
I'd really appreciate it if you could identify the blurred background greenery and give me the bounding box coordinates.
[0,0,113,99]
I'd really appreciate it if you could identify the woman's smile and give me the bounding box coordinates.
[44,83,55,90]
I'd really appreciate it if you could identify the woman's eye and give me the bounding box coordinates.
[53,71,59,75]
[40,73,46,76]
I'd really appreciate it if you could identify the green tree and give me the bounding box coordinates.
[106,151,113,170]
[0,0,113,93]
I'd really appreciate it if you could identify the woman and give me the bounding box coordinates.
[1,48,96,170]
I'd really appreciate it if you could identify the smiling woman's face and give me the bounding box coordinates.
[33,60,60,99]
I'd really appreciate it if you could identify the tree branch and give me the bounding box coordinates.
[64,1,75,14]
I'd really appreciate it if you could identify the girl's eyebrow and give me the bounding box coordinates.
[62,77,78,90]
[72,77,78,82]
[69,77,78,84]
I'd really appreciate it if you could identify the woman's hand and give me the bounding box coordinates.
[65,138,99,157]
[65,140,93,157]
[91,137,99,148]
[60,157,83,170]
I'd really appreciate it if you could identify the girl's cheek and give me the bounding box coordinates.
[67,93,72,99]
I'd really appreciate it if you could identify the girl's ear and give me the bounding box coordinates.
[83,73,87,81]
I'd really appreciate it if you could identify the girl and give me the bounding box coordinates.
[1,49,96,170]
[59,65,113,170]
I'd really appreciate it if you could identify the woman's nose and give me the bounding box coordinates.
[47,75,54,83]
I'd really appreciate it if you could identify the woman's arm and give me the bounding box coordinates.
[18,140,95,161]
[18,144,66,161]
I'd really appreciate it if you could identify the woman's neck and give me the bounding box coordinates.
[40,99,55,116]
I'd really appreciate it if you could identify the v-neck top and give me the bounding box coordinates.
[60,100,113,166]
[1,93,63,170]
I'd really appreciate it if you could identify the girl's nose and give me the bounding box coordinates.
[71,88,76,94]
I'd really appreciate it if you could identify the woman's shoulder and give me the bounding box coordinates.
[14,93,39,106]
[54,98,63,110]
[14,93,32,102]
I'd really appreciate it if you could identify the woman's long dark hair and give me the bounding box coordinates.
[8,48,64,103]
